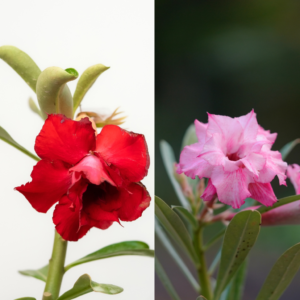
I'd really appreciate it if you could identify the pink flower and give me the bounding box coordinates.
[177,110,287,209]
[287,164,300,194]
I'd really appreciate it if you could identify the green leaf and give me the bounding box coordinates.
[155,196,198,264]
[160,140,190,208]
[172,206,198,229]
[19,264,48,282]
[181,123,197,150]
[28,97,44,119]
[256,243,300,300]
[156,258,181,300]
[214,210,261,300]
[65,241,153,271]
[65,68,79,77]
[257,194,300,214]
[57,274,123,300]
[15,298,36,300]
[197,297,207,300]
[280,138,300,160]
[156,219,200,293]
[73,64,110,113]
[0,45,41,92]
[222,260,247,300]
[36,67,78,119]
[0,126,40,161]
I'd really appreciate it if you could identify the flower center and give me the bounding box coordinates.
[227,152,240,161]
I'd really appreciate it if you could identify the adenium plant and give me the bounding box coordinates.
[156,111,300,300]
[0,45,154,300]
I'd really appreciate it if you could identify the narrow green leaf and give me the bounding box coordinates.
[172,206,198,229]
[257,194,300,214]
[181,123,197,150]
[15,298,36,300]
[197,297,207,300]
[65,241,153,271]
[156,258,181,300]
[73,64,110,112]
[214,210,261,300]
[0,126,40,161]
[160,140,190,208]
[280,138,300,160]
[223,260,247,300]
[0,45,41,92]
[155,196,198,264]
[28,97,44,119]
[19,264,48,282]
[156,219,200,293]
[256,243,300,300]
[36,67,78,119]
[57,274,123,300]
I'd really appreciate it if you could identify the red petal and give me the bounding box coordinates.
[53,195,91,242]
[70,155,116,186]
[95,125,150,182]
[81,183,120,227]
[15,160,71,213]
[117,182,151,222]
[35,114,96,165]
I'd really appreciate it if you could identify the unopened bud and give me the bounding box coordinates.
[76,113,97,134]
[225,202,300,226]
[197,178,205,198]
[173,163,194,202]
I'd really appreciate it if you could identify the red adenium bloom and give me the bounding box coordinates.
[16,114,150,241]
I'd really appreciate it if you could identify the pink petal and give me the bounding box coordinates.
[200,134,226,166]
[15,160,72,213]
[178,143,213,179]
[70,155,116,186]
[201,179,217,202]
[194,119,207,144]
[240,152,266,178]
[35,114,96,165]
[259,151,287,185]
[237,110,259,141]
[248,182,277,206]
[287,164,300,194]
[211,167,251,209]
[207,114,243,154]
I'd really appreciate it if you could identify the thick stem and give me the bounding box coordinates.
[43,230,68,300]
[194,226,213,300]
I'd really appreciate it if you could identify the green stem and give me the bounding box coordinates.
[43,230,68,300]
[194,226,213,300]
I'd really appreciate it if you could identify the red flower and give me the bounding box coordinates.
[16,114,150,241]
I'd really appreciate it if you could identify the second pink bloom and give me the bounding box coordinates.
[177,110,287,208]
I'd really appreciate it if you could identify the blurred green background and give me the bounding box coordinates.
[155,0,300,299]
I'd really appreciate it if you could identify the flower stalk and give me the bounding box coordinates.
[193,226,213,300]
[43,230,68,300]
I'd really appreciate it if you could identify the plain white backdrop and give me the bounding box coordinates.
[0,1,154,299]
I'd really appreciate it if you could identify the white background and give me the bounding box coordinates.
[0,1,154,299]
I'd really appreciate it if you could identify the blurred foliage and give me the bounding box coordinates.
[155,0,300,299]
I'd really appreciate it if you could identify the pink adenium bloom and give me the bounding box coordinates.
[177,110,287,209]
[287,164,300,194]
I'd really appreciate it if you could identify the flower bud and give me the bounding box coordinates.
[225,202,300,226]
